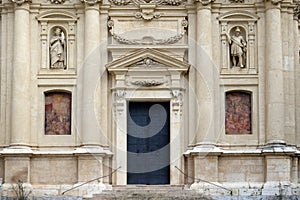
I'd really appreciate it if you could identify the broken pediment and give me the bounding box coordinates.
[106,48,190,74]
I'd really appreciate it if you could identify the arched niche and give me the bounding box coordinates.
[218,11,259,74]
[36,11,78,74]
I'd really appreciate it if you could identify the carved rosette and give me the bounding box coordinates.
[10,0,31,6]
[171,90,183,116]
[113,90,126,115]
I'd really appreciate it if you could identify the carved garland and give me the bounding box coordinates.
[131,80,166,87]
[109,0,186,6]
[108,19,188,45]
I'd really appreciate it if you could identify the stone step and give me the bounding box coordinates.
[90,186,212,200]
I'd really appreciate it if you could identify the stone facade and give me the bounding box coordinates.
[0,0,300,198]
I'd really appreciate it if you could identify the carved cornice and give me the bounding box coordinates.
[81,0,101,6]
[10,0,31,6]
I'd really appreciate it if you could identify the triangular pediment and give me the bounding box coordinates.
[106,48,190,73]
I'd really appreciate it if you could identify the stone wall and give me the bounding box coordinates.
[218,156,264,182]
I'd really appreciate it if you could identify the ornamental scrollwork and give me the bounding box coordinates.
[113,90,126,115]
[109,0,131,5]
[171,90,183,116]
[50,0,65,4]
[81,0,101,6]
[10,0,31,6]
[195,0,214,6]
[135,12,161,20]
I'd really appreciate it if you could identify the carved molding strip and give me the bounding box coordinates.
[229,0,244,3]
[131,80,166,87]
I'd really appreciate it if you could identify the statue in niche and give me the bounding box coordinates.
[50,27,66,69]
[226,27,247,68]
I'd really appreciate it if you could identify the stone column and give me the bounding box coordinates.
[10,0,31,147]
[195,0,215,145]
[81,0,102,147]
[265,0,285,144]
[294,12,300,145]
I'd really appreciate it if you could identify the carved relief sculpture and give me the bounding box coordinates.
[50,27,66,69]
[226,27,247,68]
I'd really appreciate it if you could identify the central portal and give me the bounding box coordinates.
[127,102,170,185]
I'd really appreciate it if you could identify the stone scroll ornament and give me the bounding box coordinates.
[226,27,247,68]
[50,27,66,69]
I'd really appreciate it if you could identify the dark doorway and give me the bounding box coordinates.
[127,102,170,185]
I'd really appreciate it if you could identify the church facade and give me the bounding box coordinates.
[1,0,300,197]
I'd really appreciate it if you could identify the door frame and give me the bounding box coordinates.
[113,91,184,185]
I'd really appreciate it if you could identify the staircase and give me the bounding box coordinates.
[90,185,212,200]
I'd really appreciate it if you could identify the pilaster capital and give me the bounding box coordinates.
[10,0,31,6]
[265,0,282,6]
[81,0,101,6]
[195,0,214,6]
[294,2,300,19]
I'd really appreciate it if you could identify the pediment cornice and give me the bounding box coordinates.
[106,48,190,73]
